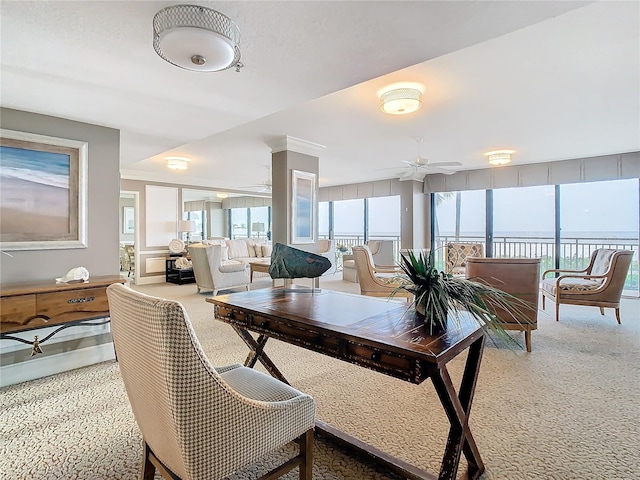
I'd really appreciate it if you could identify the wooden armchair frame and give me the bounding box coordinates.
[541,249,633,323]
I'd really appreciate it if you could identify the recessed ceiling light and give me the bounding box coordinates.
[166,157,190,170]
[485,150,515,166]
[216,193,228,199]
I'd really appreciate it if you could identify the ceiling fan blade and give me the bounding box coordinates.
[428,161,462,167]
[423,166,456,175]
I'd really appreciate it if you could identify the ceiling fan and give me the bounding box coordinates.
[239,165,272,192]
[400,137,462,175]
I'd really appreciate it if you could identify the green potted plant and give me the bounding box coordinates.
[393,249,535,341]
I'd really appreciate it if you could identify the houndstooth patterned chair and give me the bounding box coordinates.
[106,283,315,480]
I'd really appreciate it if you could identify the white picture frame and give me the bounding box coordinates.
[0,129,88,251]
[291,170,316,244]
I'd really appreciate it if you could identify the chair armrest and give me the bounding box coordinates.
[373,263,400,271]
[219,262,248,273]
[542,267,588,279]
[556,273,607,283]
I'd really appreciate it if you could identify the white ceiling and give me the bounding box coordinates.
[2,1,638,194]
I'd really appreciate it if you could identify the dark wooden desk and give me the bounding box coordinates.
[207,287,486,480]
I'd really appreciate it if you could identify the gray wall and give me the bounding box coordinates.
[1,108,120,283]
[271,150,320,252]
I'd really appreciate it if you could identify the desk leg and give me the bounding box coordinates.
[431,335,485,480]
[233,327,290,384]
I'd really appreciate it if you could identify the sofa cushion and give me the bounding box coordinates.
[542,277,601,296]
[226,239,250,259]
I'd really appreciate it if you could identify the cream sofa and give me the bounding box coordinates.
[223,238,272,266]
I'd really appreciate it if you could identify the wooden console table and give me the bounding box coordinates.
[0,275,126,353]
[208,288,486,480]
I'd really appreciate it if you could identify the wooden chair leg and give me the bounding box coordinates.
[541,295,545,310]
[524,330,532,353]
[555,301,559,322]
[599,307,605,315]
[141,442,156,480]
[299,428,314,480]
[615,308,621,324]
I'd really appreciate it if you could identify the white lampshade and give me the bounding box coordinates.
[252,222,265,233]
[485,150,515,166]
[380,88,422,115]
[179,220,197,233]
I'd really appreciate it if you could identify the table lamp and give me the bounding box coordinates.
[179,220,197,246]
[252,222,265,239]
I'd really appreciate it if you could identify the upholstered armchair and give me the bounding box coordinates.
[541,248,633,323]
[352,246,411,301]
[106,283,315,480]
[366,239,395,265]
[188,244,250,295]
[445,242,484,276]
[318,238,336,274]
[343,240,396,283]
[466,257,541,352]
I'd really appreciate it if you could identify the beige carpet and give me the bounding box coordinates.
[1,275,639,480]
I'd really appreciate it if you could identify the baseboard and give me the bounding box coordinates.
[136,275,166,285]
[1,342,116,388]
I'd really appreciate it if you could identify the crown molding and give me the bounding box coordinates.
[265,135,326,156]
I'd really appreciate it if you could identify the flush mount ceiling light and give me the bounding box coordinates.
[166,157,190,170]
[379,87,422,115]
[216,193,228,199]
[153,4,242,72]
[485,150,515,166]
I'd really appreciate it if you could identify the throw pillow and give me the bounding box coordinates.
[226,239,249,259]
[247,243,257,257]
[262,244,273,257]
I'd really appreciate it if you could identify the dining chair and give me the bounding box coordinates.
[106,283,316,480]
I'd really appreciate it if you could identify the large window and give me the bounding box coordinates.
[230,208,248,239]
[560,179,639,293]
[492,185,555,268]
[333,199,365,250]
[431,178,639,295]
[433,190,486,270]
[318,201,330,239]
[249,206,269,240]
[367,196,401,260]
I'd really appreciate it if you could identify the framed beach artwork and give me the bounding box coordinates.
[0,129,88,251]
[291,170,315,244]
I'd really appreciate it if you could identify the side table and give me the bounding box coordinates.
[165,258,195,285]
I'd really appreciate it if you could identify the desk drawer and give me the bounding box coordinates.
[36,287,110,326]
[0,295,37,333]
[346,342,412,373]
[251,314,340,355]
[215,305,248,324]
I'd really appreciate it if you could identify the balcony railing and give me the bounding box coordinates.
[319,234,638,294]
[434,235,639,295]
